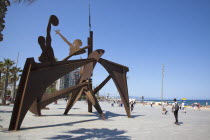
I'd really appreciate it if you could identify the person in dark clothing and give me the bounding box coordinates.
[172,98,179,124]
[131,102,134,112]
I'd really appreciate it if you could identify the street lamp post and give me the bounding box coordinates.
[161,64,165,104]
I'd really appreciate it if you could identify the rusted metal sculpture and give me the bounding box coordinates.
[9,15,131,131]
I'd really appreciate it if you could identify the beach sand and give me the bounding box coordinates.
[1,100,210,140]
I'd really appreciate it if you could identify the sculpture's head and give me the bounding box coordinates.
[73,39,82,47]
[38,36,45,49]
[50,15,59,26]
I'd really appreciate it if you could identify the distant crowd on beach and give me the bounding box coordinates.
[110,100,124,108]
[107,98,209,125]
[109,99,137,112]
[106,98,210,119]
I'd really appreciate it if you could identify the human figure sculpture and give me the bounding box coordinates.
[9,14,131,131]
[55,30,86,56]
[39,15,58,63]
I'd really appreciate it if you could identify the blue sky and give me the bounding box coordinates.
[0,0,210,100]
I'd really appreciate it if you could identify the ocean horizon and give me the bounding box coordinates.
[134,99,210,106]
[108,96,210,106]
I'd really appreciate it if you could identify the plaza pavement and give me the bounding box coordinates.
[0,100,210,140]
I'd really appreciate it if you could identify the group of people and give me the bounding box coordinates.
[110,100,136,112]
[110,98,208,125]
[111,100,124,107]
[192,103,201,111]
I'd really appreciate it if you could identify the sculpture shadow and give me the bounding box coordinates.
[41,110,143,120]
[0,105,13,107]
[101,111,145,119]
[45,128,131,140]
[57,108,80,110]
[41,110,143,119]
[19,111,143,131]
[177,122,184,125]
[42,114,95,117]
[0,110,13,113]
[21,118,99,131]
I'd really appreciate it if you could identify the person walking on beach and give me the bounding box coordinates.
[172,98,179,124]
[131,102,134,112]
[111,101,114,107]
[162,101,168,114]
[181,101,186,113]
[150,102,153,107]
[197,103,201,111]
[192,104,196,111]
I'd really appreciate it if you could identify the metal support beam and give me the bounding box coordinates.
[94,75,111,94]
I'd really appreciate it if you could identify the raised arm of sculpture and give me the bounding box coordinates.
[55,30,75,48]
[55,30,78,55]
[55,30,90,61]
[38,15,58,63]
[46,15,59,49]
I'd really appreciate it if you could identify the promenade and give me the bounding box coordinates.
[1,100,210,140]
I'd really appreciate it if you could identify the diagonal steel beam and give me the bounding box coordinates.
[93,75,111,94]
[9,58,95,130]
[98,58,131,118]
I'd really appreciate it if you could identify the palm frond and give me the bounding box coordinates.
[13,0,37,4]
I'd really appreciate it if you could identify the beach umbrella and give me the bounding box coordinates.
[182,98,186,100]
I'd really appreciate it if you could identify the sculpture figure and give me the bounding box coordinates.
[55,30,90,60]
[39,15,58,63]
[9,15,131,131]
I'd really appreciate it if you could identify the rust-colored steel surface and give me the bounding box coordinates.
[94,75,112,94]
[62,45,91,61]
[9,15,131,131]
[87,31,94,112]
[64,49,105,117]
[99,58,131,118]
[9,58,95,130]
[38,15,58,63]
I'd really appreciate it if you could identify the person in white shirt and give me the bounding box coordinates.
[162,101,168,115]
[150,102,153,107]
[181,101,186,113]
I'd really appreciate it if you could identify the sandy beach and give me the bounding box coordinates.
[1,100,210,140]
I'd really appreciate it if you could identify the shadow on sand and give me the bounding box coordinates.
[40,111,144,119]
[177,122,184,125]
[41,114,95,117]
[0,110,12,113]
[17,111,143,131]
[57,108,80,110]
[21,118,99,131]
[103,111,145,119]
[44,128,131,140]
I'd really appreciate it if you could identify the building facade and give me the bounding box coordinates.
[56,68,80,90]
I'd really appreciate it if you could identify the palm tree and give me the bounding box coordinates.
[0,61,4,99]
[9,66,22,102]
[1,59,15,104]
[0,61,4,85]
